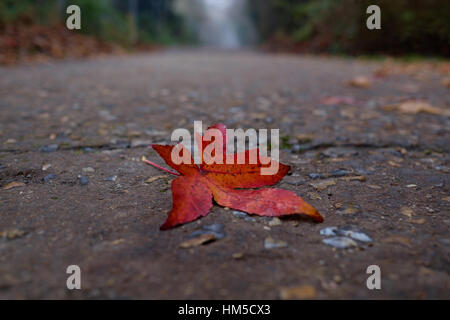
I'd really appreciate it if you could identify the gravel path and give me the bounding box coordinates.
[0,51,449,299]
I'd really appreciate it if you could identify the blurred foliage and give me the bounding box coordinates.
[70,0,132,45]
[1,0,448,56]
[0,0,192,46]
[249,0,450,56]
[0,0,59,25]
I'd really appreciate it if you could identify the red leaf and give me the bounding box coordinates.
[152,144,198,176]
[202,150,291,188]
[148,124,324,229]
[208,184,323,222]
[160,176,213,230]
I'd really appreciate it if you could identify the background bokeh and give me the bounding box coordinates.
[0,0,449,65]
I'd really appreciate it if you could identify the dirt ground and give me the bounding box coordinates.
[0,51,449,299]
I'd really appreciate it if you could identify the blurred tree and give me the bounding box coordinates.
[0,0,192,46]
[248,0,450,56]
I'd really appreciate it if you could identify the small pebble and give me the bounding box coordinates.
[82,167,95,173]
[323,237,358,249]
[264,117,274,124]
[339,228,372,243]
[113,140,131,149]
[232,252,244,259]
[284,176,306,185]
[264,237,288,249]
[43,174,57,183]
[320,227,338,236]
[320,226,372,243]
[79,176,89,186]
[190,224,226,240]
[39,144,58,153]
[308,173,321,180]
[232,210,255,222]
[105,176,117,182]
[268,217,282,227]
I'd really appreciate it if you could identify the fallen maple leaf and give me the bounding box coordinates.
[383,100,450,116]
[348,76,371,88]
[145,123,323,230]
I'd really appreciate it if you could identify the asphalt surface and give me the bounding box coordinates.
[0,50,449,299]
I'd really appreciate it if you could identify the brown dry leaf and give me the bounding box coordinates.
[409,218,425,224]
[383,101,450,116]
[338,204,360,215]
[419,267,435,276]
[0,229,26,239]
[340,109,356,119]
[3,181,25,190]
[232,252,244,259]
[110,239,125,245]
[334,202,343,209]
[400,207,414,218]
[398,148,408,155]
[179,234,217,249]
[145,175,167,184]
[127,130,142,138]
[382,236,411,247]
[340,175,366,182]
[348,76,371,88]
[307,192,322,200]
[309,179,336,191]
[250,112,266,120]
[280,285,317,300]
[295,133,314,142]
[442,78,450,88]
[4,138,17,144]
[329,157,346,162]
[388,160,402,168]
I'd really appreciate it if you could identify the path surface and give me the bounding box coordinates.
[0,51,449,299]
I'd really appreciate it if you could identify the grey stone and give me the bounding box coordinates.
[43,174,57,183]
[39,144,58,153]
[323,237,358,249]
[190,224,226,240]
[79,176,89,186]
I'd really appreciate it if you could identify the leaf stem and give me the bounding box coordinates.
[142,158,180,176]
